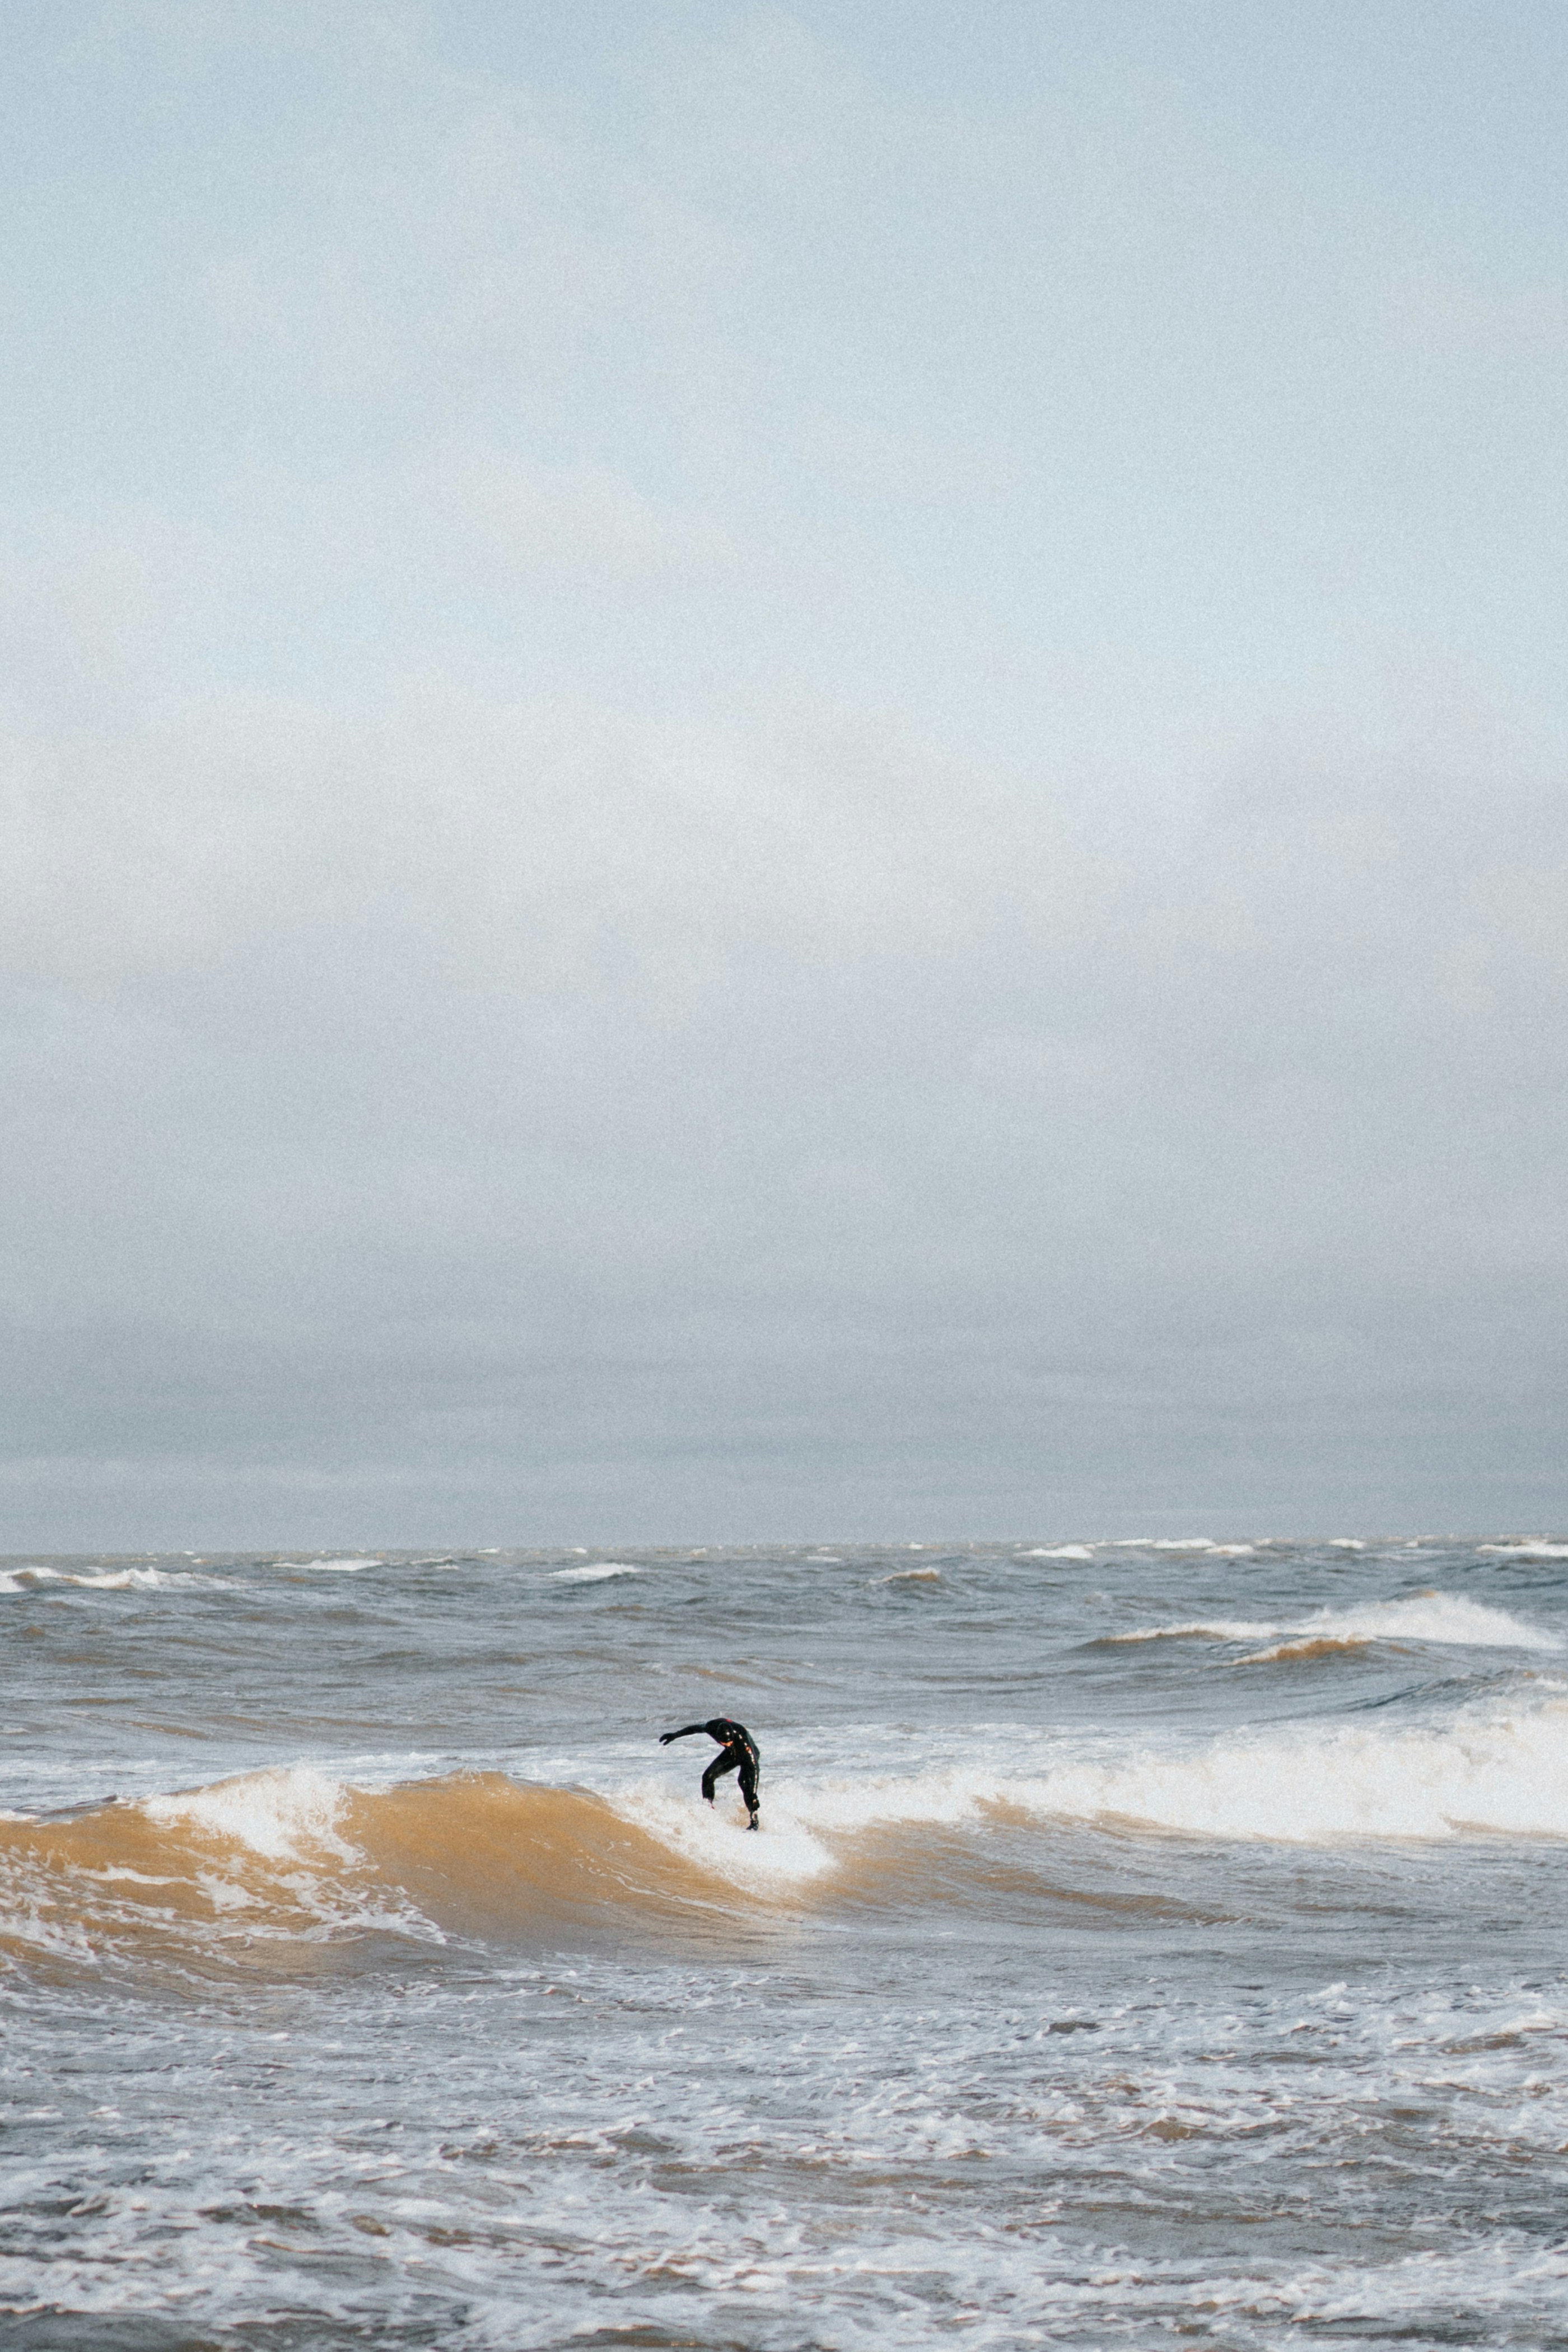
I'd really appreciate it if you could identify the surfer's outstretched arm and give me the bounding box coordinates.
[658,1723,709,1745]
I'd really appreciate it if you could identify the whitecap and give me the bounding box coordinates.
[272,1556,383,1573]
[611,1781,836,1888]
[621,1686,1568,1858]
[1108,1615,1284,1644]
[0,1565,223,1593]
[1108,1593,1560,1656]
[1021,1691,1568,1842]
[143,1766,355,1862]
[1112,1537,1220,1551]
[550,1562,642,1583]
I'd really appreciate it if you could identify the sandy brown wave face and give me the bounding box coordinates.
[1232,1635,1381,1664]
[0,1773,781,1976]
[342,1775,772,1943]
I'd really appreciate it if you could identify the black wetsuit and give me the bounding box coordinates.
[659,1718,760,1826]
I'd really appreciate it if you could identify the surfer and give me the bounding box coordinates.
[659,1717,761,1830]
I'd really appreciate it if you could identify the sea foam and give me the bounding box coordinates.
[1107,1592,1558,1656]
[0,1565,224,1594]
[1011,1692,1568,1842]
[143,1766,356,1861]
[615,1684,1568,1870]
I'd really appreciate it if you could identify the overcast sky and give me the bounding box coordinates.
[4,1,1567,1547]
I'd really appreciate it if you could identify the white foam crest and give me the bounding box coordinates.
[1020,1544,1094,1558]
[1113,1537,1220,1551]
[0,1893,99,1962]
[128,1770,449,1947]
[1020,1693,1568,1841]
[551,1562,642,1581]
[623,1687,1568,1862]
[0,1564,223,1593]
[786,1767,1018,1838]
[1481,1540,1568,1557]
[1110,1592,1560,1654]
[1236,1593,1561,1659]
[610,1782,838,1887]
[66,1566,219,1590]
[621,1758,1115,1887]
[1110,1615,1280,1644]
[143,1767,356,1861]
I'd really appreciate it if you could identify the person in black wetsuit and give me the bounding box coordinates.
[659,1718,761,1829]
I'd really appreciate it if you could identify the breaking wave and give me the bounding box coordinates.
[995,1693,1568,1842]
[0,1770,757,1972]
[1110,1538,1257,1554]
[1105,1592,1559,1659]
[0,1564,225,1595]
[277,1556,384,1572]
[12,1688,1568,1972]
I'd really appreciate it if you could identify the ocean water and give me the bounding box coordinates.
[6,1538,1568,2349]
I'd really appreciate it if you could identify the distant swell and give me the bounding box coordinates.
[0,1564,224,1594]
[1105,1593,1559,1658]
[1240,1635,1368,1662]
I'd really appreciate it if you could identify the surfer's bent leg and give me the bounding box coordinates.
[701,1752,739,1804]
[738,1753,760,1828]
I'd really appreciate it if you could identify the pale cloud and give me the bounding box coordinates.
[3,2,1567,1542]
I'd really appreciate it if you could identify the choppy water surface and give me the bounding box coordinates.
[6,1537,1568,2348]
